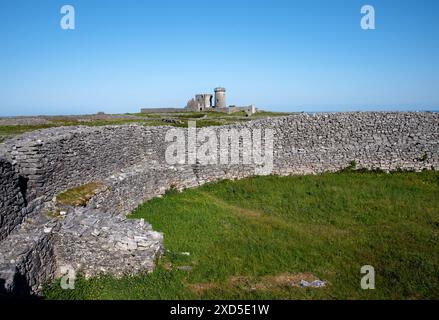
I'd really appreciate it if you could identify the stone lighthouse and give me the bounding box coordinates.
[214,87,227,109]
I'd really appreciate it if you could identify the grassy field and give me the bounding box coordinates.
[43,171,439,300]
[1,110,290,142]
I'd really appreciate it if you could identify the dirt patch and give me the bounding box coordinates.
[263,272,319,287]
[187,282,219,294]
[230,273,321,291]
[188,272,325,294]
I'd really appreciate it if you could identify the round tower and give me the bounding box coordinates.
[214,87,227,109]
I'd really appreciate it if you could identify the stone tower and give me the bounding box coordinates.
[195,94,213,110]
[214,87,226,109]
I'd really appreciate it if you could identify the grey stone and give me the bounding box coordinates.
[176,266,193,271]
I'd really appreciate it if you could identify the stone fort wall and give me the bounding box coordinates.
[1,125,165,239]
[0,112,438,295]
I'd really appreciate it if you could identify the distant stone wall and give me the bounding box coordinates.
[0,117,51,126]
[140,108,186,113]
[0,112,438,295]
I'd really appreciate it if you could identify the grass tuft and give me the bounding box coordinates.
[56,182,106,207]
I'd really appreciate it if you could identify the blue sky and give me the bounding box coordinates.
[0,0,438,116]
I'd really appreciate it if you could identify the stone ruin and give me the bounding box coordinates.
[185,87,256,114]
[0,112,438,297]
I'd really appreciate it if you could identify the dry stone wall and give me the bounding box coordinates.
[0,159,26,241]
[273,112,439,174]
[5,125,165,202]
[0,112,438,296]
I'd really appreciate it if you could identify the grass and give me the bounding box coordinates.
[56,182,106,207]
[0,124,56,142]
[0,120,147,142]
[0,111,291,142]
[43,171,439,300]
[250,111,294,118]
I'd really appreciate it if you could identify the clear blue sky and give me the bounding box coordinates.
[0,0,438,116]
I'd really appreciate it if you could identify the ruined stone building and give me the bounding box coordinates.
[141,87,256,115]
[186,93,214,111]
[185,87,255,114]
[186,87,227,111]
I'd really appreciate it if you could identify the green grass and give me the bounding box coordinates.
[0,118,235,142]
[43,171,439,300]
[56,182,106,207]
[0,111,291,142]
[0,124,56,142]
[250,111,294,118]
[0,119,173,142]
[127,110,291,121]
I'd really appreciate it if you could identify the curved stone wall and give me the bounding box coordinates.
[1,112,438,296]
